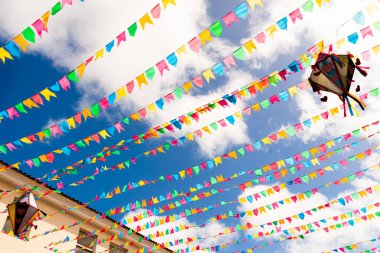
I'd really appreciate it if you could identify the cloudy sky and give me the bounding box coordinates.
[0,0,380,252]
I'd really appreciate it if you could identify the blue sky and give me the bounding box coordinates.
[0,0,380,252]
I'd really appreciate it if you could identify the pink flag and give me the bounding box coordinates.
[32,19,48,37]
[32,93,44,105]
[116,31,126,46]
[289,8,303,23]
[188,37,201,52]
[156,60,169,75]
[61,0,73,7]
[6,107,19,120]
[361,50,371,62]
[360,26,373,38]
[255,32,266,43]
[51,125,62,137]
[99,98,110,111]
[222,12,238,28]
[126,80,135,94]
[223,55,237,68]
[192,76,203,87]
[151,4,161,19]
[58,76,70,91]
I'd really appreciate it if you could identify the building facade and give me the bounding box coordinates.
[0,161,172,253]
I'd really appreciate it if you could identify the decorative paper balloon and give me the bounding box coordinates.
[7,191,43,237]
[308,52,368,116]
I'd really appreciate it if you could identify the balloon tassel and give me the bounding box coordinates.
[344,95,354,116]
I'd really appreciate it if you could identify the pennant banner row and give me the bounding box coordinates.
[35,146,379,247]
[2,0,376,156]
[49,200,380,253]
[42,172,380,252]
[0,0,266,121]
[0,0,178,63]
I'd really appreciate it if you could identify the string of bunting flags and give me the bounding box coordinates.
[217,211,380,253]
[9,102,373,223]
[50,200,380,253]
[0,0,179,64]
[0,0,84,63]
[12,165,380,246]
[38,146,379,247]
[25,130,380,241]
[323,237,380,253]
[0,0,265,122]
[1,34,376,173]
[50,92,379,196]
[53,129,380,206]
[3,0,378,129]
[48,183,380,252]
[0,0,320,150]
[2,0,378,143]
[4,3,378,158]
[50,87,379,191]
[2,25,379,164]
[1,116,376,215]
[100,185,380,253]
[17,108,380,225]
[52,92,378,191]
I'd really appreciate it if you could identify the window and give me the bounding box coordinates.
[76,229,97,253]
[109,243,128,253]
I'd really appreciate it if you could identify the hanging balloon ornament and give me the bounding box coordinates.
[308,52,369,117]
[7,191,45,238]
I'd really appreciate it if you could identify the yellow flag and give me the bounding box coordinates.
[67,117,76,129]
[288,86,298,97]
[139,13,153,30]
[244,40,256,54]
[373,44,380,55]
[228,150,237,159]
[162,0,176,9]
[77,63,86,78]
[266,25,278,37]
[247,0,263,9]
[14,34,30,52]
[214,156,222,166]
[82,108,93,121]
[116,86,127,101]
[251,103,260,111]
[199,29,213,45]
[0,47,13,63]
[99,130,110,139]
[330,107,339,116]
[312,115,321,124]
[176,45,186,55]
[136,73,148,88]
[41,88,57,102]
[202,69,215,83]
[186,132,194,141]
[180,82,192,94]
[130,113,141,121]
[335,38,346,49]
[278,130,287,139]
[262,137,271,145]
[23,98,39,109]
[94,48,104,61]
